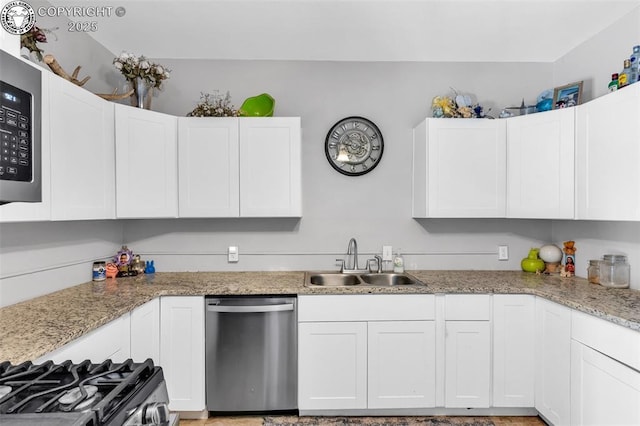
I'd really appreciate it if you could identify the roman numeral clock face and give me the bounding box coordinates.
[324,116,384,176]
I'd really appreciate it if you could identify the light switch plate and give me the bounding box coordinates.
[228,246,239,262]
[498,245,509,261]
[382,245,393,261]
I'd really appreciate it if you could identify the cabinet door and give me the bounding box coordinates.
[414,118,506,218]
[239,117,301,217]
[35,314,130,364]
[368,321,436,409]
[115,105,177,218]
[159,296,205,412]
[178,117,239,217]
[535,298,571,426]
[444,320,491,408]
[493,295,535,407]
[571,340,640,426]
[130,298,160,364]
[298,321,367,410]
[507,109,575,219]
[49,75,115,220]
[576,84,640,220]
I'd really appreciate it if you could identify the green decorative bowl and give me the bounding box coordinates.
[239,93,275,117]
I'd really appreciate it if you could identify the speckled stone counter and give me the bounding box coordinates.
[1,270,639,364]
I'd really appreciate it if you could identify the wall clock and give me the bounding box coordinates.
[325,116,384,176]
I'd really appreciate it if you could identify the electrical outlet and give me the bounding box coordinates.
[498,245,509,261]
[228,246,239,262]
[382,245,393,261]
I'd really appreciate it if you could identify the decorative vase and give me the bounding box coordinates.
[521,248,546,273]
[130,77,153,109]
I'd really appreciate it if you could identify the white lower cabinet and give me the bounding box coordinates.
[444,321,491,408]
[535,298,571,426]
[130,298,160,364]
[298,321,368,410]
[159,296,205,412]
[444,295,491,408]
[298,295,436,412]
[35,313,130,364]
[492,295,535,407]
[368,321,436,409]
[571,340,640,426]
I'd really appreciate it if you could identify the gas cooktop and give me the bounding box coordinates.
[0,358,171,425]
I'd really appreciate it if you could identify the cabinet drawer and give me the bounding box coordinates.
[445,294,491,320]
[298,295,435,322]
[572,309,640,371]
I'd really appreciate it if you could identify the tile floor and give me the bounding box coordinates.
[180,415,547,426]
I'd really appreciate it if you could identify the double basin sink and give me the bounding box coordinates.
[304,271,425,287]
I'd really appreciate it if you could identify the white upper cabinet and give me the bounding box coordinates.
[178,117,240,217]
[177,117,301,218]
[49,74,115,220]
[507,108,575,219]
[413,118,506,218]
[239,117,302,217]
[576,83,640,221]
[115,105,178,218]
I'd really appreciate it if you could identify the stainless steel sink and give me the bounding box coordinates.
[306,272,362,286]
[359,273,421,286]
[304,272,425,287]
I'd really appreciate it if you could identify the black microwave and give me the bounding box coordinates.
[0,48,42,204]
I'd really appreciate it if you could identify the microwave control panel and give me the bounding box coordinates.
[0,80,32,182]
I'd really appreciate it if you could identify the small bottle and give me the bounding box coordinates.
[608,73,619,92]
[393,249,405,273]
[631,45,640,83]
[587,260,601,284]
[619,59,632,88]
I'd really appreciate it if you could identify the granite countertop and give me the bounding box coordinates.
[1,270,639,364]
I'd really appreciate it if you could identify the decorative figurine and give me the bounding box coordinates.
[562,241,577,277]
[105,262,119,279]
[144,260,155,274]
[113,246,138,277]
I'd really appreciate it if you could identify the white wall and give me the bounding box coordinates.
[0,221,124,307]
[552,6,640,290]
[120,59,553,273]
[3,6,640,307]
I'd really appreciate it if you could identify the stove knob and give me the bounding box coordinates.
[142,402,170,425]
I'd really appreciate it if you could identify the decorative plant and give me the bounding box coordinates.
[113,52,170,89]
[20,25,57,61]
[187,91,239,117]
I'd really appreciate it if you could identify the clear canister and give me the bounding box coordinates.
[599,254,630,288]
[587,260,601,284]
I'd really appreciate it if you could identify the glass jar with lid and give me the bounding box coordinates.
[587,259,601,284]
[599,254,630,288]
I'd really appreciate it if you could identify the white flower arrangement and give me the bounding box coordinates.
[113,52,170,89]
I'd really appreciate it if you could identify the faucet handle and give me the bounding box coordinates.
[368,256,383,273]
[335,259,345,273]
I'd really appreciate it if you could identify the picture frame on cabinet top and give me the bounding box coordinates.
[553,81,583,109]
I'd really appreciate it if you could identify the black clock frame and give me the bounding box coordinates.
[324,116,384,176]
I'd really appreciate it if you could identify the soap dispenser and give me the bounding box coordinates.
[393,249,405,273]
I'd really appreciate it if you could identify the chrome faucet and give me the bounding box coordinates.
[346,237,359,271]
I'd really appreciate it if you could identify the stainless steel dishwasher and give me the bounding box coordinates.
[205,295,297,413]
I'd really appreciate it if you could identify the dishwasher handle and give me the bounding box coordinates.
[206,303,294,313]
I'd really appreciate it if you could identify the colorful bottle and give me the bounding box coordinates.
[619,59,632,88]
[608,73,619,92]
